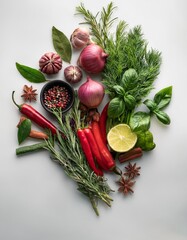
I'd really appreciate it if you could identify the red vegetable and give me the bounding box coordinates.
[77,129,103,176]
[91,121,115,170]
[99,102,109,145]
[12,91,58,135]
[83,128,108,170]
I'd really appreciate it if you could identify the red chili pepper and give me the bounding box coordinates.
[77,129,103,176]
[12,91,57,135]
[91,121,115,170]
[83,128,108,170]
[99,102,109,145]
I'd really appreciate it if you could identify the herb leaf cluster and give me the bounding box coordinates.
[143,86,172,125]
[76,2,172,151]
[76,2,162,124]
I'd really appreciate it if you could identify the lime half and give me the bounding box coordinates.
[107,124,137,152]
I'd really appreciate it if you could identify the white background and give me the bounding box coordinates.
[1,0,187,239]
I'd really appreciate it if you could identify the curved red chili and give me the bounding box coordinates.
[12,91,57,135]
[83,128,108,170]
[91,121,115,170]
[99,102,109,145]
[77,129,103,176]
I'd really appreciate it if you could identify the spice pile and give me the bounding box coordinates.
[13,2,172,216]
[43,85,71,110]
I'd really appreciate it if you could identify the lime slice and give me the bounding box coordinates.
[107,124,137,152]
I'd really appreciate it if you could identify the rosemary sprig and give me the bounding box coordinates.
[44,96,113,215]
[76,2,117,49]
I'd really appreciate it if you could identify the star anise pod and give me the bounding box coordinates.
[117,176,135,195]
[124,162,141,179]
[21,85,37,102]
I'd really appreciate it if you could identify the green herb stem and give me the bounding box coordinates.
[16,142,47,155]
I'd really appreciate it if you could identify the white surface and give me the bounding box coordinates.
[1,0,187,239]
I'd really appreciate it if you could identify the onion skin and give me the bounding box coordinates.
[77,44,108,74]
[78,76,105,108]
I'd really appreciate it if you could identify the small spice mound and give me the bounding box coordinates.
[43,85,71,110]
[21,85,37,102]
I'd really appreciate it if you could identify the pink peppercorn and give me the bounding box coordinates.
[43,85,71,110]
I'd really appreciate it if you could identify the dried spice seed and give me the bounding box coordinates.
[124,162,141,179]
[117,176,135,195]
[43,85,71,110]
[21,85,37,102]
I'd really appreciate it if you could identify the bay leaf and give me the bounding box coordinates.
[16,62,47,83]
[52,26,72,63]
[18,119,31,144]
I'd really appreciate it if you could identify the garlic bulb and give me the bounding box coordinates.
[70,27,90,49]
[39,52,62,74]
[64,65,83,84]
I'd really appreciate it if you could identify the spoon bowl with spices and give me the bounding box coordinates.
[40,80,75,114]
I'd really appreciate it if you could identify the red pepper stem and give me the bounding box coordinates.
[112,166,122,176]
[12,91,21,110]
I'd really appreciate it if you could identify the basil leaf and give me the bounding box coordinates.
[136,130,155,151]
[129,111,150,131]
[16,63,47,83]
[153,109,171,125]
[52,26,72,63]
[113,85,125,96]
[154,86,172,109]
[121,68,138,90]
[144,99,157,112]
[18,119,31,144]
[124,94,136,110]
[123,68,138,79]
[108,97,125,118]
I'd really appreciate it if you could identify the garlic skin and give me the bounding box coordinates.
[64,65,83,84]
[70,27,90,49]
[77,44,108,74]
[78,76,105,108]
[39,52,62,74]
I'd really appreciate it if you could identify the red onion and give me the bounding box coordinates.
[78,76,105,108]
[77,44,108,74]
